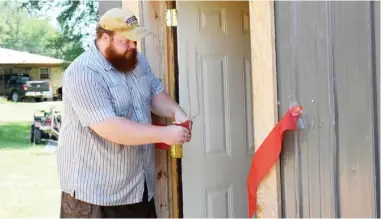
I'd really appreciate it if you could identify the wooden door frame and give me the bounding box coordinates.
[123,1,180,217]
[139,1,182,218]
[165,1,182,218]
[249,1,280,218]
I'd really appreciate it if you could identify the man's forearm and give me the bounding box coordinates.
[151,92,186,120]
[89,117,165,146]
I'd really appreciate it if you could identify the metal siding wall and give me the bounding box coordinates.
[275,1,380,217]
[333,2,377,217]
[98,1,122,16]
[376,1,380,128]
[374,1,380,217]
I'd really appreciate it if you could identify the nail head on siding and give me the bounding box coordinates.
[310,120,315,128]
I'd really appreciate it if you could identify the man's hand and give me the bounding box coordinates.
[174,108,189,124]
[161,125,191,145]
[150,92,193,142]
[151,92,189,122]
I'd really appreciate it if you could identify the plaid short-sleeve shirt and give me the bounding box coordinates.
[57,41,164,206]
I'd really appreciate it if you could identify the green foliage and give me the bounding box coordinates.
[0,0,98,63]
[0,1,58,58]
[21,0,99,59]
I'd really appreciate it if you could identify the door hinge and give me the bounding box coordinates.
[166,8,178,27]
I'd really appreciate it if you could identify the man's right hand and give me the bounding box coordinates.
[161,125,191,145]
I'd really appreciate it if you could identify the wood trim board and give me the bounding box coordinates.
[249,1,280,218]
[123,1,175,218]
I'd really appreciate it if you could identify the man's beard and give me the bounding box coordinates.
[104,44,138,73]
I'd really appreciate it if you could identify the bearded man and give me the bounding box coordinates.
[57,7,191,218]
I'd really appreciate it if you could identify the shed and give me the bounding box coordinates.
[99,1,380,218]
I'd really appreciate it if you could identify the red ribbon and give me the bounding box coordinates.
[153,120,192,150]
[247,106,302,218]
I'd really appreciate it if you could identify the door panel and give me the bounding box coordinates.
[177,1,253,217]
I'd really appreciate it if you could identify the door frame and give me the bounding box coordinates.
[165,1,183,217]
[248,1,280,218]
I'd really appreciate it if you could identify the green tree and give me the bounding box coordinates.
[21,0,99,60]
[0,1,59,57]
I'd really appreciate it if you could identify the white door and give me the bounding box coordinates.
[177,1,254,218]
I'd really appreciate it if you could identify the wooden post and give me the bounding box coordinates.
[163,1,180,218]
[249,1,280,218]
[122,1,173,218]
[122,1,142,52]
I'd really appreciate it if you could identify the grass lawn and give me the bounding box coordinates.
[0,96,10,104]
[0,97,63,123]
[0,122,60,218]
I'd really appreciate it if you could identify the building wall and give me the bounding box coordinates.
[49,67,64,94]
[0,65,64,95]
[29,66,63,94]
[275,1,380,217]
[98,0,122,18]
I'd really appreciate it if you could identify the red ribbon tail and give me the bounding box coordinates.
[247,106,302,217]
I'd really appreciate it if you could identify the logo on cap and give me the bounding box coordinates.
[125,16,138,27]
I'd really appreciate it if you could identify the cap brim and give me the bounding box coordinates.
[121,27,150,41]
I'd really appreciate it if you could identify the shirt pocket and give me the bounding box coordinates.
[109,84,133,118]
[136,75,151,101]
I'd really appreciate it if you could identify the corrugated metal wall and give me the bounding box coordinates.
[98,1,122,16]
[275,1,380,218]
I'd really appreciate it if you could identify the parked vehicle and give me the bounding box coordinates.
[0,73,52,102]
[30,107,62,144]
